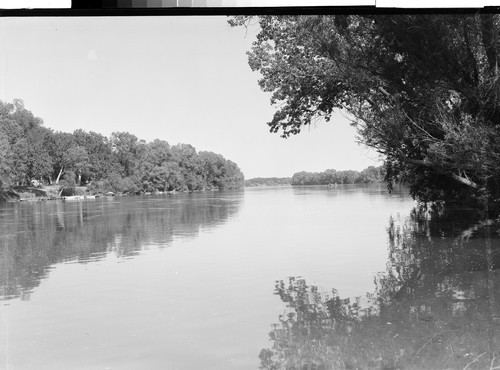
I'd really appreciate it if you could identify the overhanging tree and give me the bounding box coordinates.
[230,14,500,211]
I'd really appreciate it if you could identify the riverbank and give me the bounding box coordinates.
[0,184,209,202]
[0,185,106,202]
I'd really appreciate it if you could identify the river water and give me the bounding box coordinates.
[1,184,499,369]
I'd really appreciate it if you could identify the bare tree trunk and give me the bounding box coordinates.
[403,155,479,189]
[55,167,64,184]
[58,185,65,197]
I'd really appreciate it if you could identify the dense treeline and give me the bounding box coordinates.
[244,177,291,187]
[291,165,385,186]
[0,99,244,195]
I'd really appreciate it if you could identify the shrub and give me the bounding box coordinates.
[60,187,76,196]
[18,192,36,199]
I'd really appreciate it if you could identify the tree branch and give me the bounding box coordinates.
[398,152,479,189]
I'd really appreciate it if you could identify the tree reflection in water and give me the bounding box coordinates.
[260,207,500,369]
[0,193,242,301]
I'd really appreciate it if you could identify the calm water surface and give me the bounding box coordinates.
[1,185,499,369]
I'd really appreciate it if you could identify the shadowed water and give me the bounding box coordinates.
[260,206,500,369]
[1,184,498,369]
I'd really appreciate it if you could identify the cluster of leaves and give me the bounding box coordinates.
[244,177,291,187]
[291,165,384,185]
[0,99,244,194]
[230,14,500,211]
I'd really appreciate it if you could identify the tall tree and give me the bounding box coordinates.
[11,138,30,185]
[231,14,500,211]
[48,132,76,184]
[171,143,204,191]
[65,146,89,185]
[26,126,53,183]
[110,131,145,177]
[72,129,115,182]
[0,131,13,188]
[10,99,44,134]
[198,151,225,189]
[0,99,50,185]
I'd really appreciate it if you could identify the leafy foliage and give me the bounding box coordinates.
[231,15,500,210]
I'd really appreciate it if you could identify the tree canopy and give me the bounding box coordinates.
[230,14,500,211]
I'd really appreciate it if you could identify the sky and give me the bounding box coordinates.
[0,16,382,179]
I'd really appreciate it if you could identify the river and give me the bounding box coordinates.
[1,184,499,369]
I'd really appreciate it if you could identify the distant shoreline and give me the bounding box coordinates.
[244,182,385,188]
[245,166,385,187]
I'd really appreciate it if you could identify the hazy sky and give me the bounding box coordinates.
[0,16,382,178]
